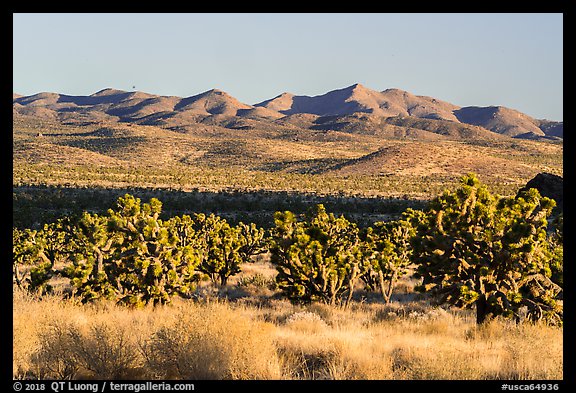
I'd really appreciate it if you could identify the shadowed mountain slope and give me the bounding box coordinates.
[255,84,460,121]
[454,106,547,138]
[14,84,562,140]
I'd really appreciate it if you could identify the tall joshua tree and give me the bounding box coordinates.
[413,174,562,325]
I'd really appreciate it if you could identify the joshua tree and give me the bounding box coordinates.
[65,194,202,306]
[13,218,75,293]
[269,204,368,306]
[412,174,562,325]
[361,209,424,303]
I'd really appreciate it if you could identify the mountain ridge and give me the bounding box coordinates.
[13,84,562,140]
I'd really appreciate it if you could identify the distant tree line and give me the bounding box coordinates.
[13,174,563,325]
[13,185,426,230]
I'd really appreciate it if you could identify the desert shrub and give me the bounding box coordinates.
[32,322,80,379]
[237,273,269,287]
[284,311,328,333]
[141,305,281,379]
[236,273,276,291]
[277,345,342,380]
[13,290,45,379]
[67,322,140,379]
[390,346,484,379]
[14,287,562,380]
[275,332,394,380]
[32,320,140,379]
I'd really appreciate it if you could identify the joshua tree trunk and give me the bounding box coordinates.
[13,264,24,289]
[476,294,488,324]
[378,270,396,303]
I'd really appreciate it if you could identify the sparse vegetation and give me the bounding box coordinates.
[12,109,563,380]
[14,176,563,328]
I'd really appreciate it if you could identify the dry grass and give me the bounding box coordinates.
[13,289,281,380]
[140,302,281,379]
[13,286,562,380]
[266,301,562,380]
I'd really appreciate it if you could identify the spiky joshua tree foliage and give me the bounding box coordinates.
[361,209,424,303]
[20,194,268,306]
[412,174,562,325]
[12,218,75,293]
[64,195,202,306]
[269,204,368,306]
[192,214,266,287]
[12,181,562,327]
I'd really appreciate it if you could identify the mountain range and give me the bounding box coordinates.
[13,83,562,141]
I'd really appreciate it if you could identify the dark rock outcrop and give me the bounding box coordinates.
[519,172,563,211]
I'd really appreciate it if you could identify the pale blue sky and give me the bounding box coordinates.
[13,13,563,120]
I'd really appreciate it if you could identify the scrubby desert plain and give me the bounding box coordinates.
[13,85,563,380]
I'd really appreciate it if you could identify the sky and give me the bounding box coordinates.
[13,13,563,121]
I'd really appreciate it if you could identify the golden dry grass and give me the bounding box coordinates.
[13,286,562,380]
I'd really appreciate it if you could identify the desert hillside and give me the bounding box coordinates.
[13,84,563,228]
[14,84,563,140]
